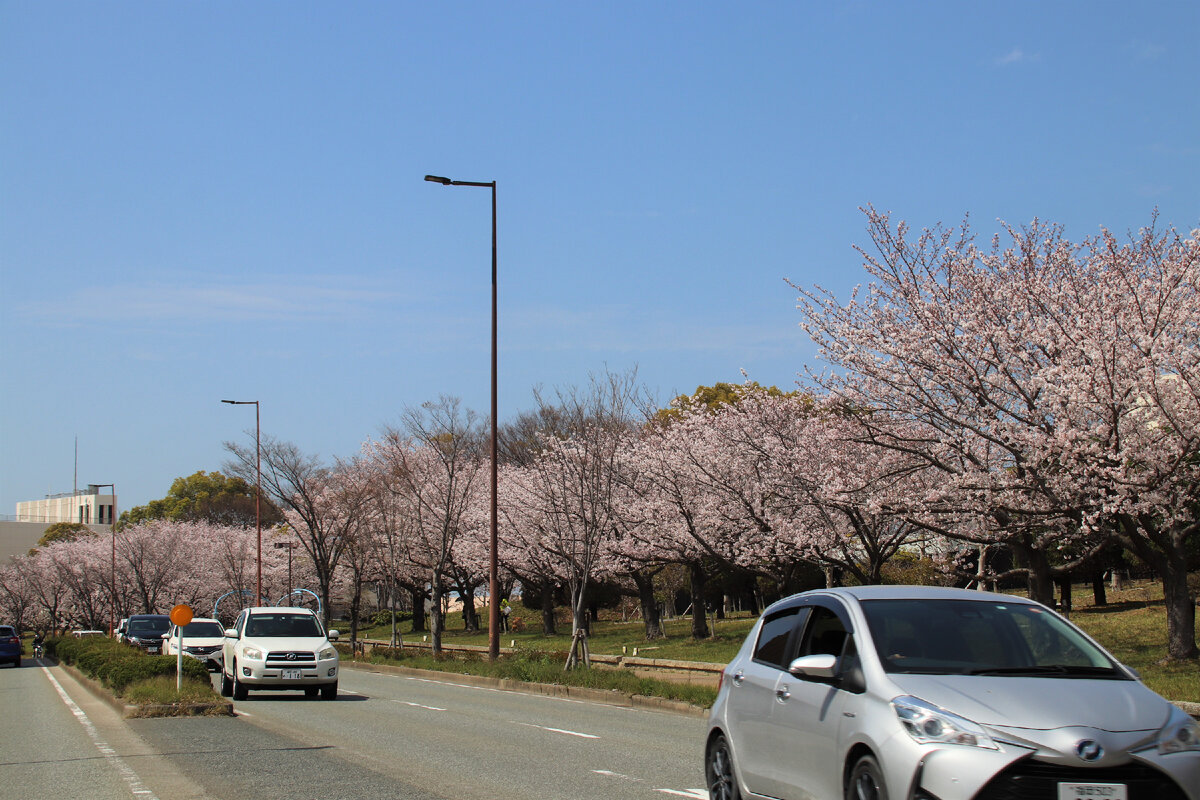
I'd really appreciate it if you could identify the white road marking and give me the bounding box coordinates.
[398,674,642,711]
[593,769,705,798]
[593,769,643,782]
[396,700,447,711]
[43,667,161,800]
[512,720,600,739]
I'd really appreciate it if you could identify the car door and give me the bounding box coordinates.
[770,600,863,800]
[725,604,810,799]
[223,610,246,671]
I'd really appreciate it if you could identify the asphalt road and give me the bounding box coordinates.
[1,657,709,800]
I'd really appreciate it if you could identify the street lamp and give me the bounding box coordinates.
[222,399,262,606]
[424,174,501,661]
[91,483,116,635]
[274,539,298,602]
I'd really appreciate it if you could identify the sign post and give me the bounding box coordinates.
[169,604,194,692]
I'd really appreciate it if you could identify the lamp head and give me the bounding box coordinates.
[424,175,452,185]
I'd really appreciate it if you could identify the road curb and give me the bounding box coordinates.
[341,660,710,718]
[54,660,233,718]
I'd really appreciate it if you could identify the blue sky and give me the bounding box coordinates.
[3,1,1197,515]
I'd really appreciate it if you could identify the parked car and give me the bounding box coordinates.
[0,625,20,667]
[162,617,226,672]
[705,585,1200,800]
[115,617,129,641]
[122,614,171,654]
[220,607,339,701]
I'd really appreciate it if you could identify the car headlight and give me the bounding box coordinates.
[319,647,337,660]
[242,646,264,660]
[892,696,999,750]
[1156,715,1200,755]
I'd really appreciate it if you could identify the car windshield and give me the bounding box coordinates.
[180,621,225,637]
[245,614,323,638]
[129,618,170,634]
[860,598,1124,677]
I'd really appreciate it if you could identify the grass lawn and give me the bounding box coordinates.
[350,578,1199,705]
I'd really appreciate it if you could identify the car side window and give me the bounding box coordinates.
[234,610,246,633]
[798,606,850,659]
[753,607,809,669]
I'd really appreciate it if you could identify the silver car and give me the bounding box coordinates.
[705,585,1199,800]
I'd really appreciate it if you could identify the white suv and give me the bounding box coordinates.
[220,607,340,700]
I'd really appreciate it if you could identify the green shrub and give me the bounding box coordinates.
[45,635,209,695]
[370,610,411,627]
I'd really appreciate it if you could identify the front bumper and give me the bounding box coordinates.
[238,659,339,687]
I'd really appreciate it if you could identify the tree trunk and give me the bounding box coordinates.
[632,570,664,640]
[348,578,362,647]
[1091,571,1107,607]
[409,586,427,633]
[1118,517,1199,661]
[430,571,444,655]
[540,583,558,636]
[689,561,710,639]
[1056,577,1073,618]
[461,585,479,632]
[1010,538,1055,607]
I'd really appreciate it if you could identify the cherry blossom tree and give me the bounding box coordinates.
[372,397,486,654]
[226,436,367,627]
[795,209,1200,658]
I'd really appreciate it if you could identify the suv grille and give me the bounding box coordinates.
[974,758,1188,800]
[266,651,316,666]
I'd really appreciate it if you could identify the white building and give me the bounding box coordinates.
[15,485,118,525]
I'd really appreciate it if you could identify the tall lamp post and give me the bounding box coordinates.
[92,483,116,635]
[424,174,500,661]
[222,399,262,606]
[274,539,298,603]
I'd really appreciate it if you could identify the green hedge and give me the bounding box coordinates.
[47,636,211,694]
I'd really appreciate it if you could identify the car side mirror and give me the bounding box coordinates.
[788,653,838,679]
[327,630,340,641]
[161,633,170,640]
[224,628,239,639]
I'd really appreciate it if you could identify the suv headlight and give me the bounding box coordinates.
[1156,714,1200,755]
[892,696,999,750]
[319,647,337,660]
[242,646,264,660]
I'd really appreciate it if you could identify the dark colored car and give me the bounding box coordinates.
[123,614,171,654]
[0,625,20,667]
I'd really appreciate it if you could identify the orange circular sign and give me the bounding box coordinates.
[169,604,194,626]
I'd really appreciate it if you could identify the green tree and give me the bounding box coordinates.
[36,521,95,548]
[120,470,284,528]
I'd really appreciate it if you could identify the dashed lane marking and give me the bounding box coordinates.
[512,721,600,739]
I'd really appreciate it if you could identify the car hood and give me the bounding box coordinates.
[888,674,1171,731]
[241,636,333,652]
[177,637,225,647]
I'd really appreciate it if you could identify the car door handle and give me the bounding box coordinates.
[776,685,791,702]
[731,670,745,687]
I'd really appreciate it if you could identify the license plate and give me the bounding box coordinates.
[1058,784,1126,799]
[281,668,302,680]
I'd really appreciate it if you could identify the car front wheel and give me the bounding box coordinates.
[706,734,742,800]
[846,754,888,800]
[232,662,248,701]
[219,668,233,697]
[320,681,337,700]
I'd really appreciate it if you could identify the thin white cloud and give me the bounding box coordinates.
[1129,40,1166,60]
[18,273,438,325]
[995,47,1038,66]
